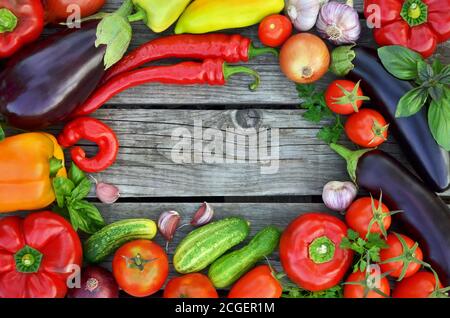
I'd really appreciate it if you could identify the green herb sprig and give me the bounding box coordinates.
[297,84,344,144]
[53,164,105,234]
[378,45,450,150]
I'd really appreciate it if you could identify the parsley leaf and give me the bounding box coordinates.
[283,283,343,298]
[340,229,388,272]
[297,84,343,144]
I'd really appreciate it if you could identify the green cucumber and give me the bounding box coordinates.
[84,219,157,263]
[208,225,281,288]
[173,217,250,273]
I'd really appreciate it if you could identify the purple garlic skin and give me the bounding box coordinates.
[96,182,120,204]
[191,202,214,227]
[322,181,358,212]
[158,210,181,241]
[316,1,361,45]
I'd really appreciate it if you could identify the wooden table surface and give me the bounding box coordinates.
[2,0,450,289]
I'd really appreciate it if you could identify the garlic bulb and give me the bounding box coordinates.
[286,0,327,31]
[322,181,357,212]
[316,0,361,45]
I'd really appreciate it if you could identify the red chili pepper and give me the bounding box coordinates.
[72,58,260,117]
[58,117,119,173]
[0,0,44,58]
[279,213,353,292]
[0,211,83,298]
[102,34,277,84]
[364,0,450,58]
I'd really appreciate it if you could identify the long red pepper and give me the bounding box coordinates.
[58,117,119,173]
[102,34,277,83]
[71,58,260,117]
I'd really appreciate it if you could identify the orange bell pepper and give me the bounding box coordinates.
[0,132,66,213]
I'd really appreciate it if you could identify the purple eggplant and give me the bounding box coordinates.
[331,143,450,286]
[0,22,105,130]
[330,46,450,193]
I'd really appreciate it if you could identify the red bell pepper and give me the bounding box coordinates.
[279,213,353,292]
[0,211,83,298]
[364,0,450,58]
[0,0,44,58]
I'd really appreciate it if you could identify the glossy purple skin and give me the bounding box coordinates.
[357,150,450,286]
[0,22,105,130]
[67,266,119,298]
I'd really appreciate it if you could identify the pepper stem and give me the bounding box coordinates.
[115,0,134,17]
[330,143,374,183]
[49,157,64,177]
[127,7,146,23]
[223,63,261,91]
[248,43,279,60]
[401,0,428,27]
[309,236,336,264]
[14,246,43,273]
[0,8,18,33]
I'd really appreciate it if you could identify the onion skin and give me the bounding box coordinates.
[67,266,119,298]
[279,33,330,84]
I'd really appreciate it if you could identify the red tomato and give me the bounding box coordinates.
[228,265,282,298]
[344,270,391,298]
[112,240,169,297]
[393,271,443,298]
[279,213,353,292]
[345,109,389,148]
[43,0,106,23]
[164,273,218,298]
[345,197,391,238]
[258,14,293,48]
[380,233,423,279]
[325,80,368,115]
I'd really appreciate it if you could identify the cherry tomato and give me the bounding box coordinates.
[344,270,391,298]
[43,0,106,23]
[228,265,282,298]
[325,80,368,115]
[393,271,443,298]
[345,109,389,148]
[258,14,293,48]
[345,197,391,238]
[164,273,218,298]
[112,240,169,297]
[380,233,423,279]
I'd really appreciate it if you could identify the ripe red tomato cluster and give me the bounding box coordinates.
[325,80,389,148]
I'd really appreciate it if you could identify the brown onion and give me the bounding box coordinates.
[279,33,330,84]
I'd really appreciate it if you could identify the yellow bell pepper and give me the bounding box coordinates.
[0,133,66,213]
[131,0,192,33]
[175,0,285,34]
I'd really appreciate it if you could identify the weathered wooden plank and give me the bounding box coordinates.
[80,0,449,105]
[31,108,447,198]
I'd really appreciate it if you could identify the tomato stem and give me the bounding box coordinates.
[0,8,18,33]
[308,236,336,264]
[332,80,370,113]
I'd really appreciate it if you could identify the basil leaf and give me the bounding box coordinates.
[428,93,450,151]
[396,87,429,117]
[71,178,92,201]
[428,84,444,102]
[69,200,105,234]
[436,65,450,85]
[417,60,434,83]
[67,205,80,232]
[432,59,444,74]
[378,46,424,80]
[0,124,4,141]
[52,177,75,208]
[68,164,86,186]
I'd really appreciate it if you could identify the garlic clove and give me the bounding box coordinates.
[322,181,357,212]
[158,211,181,241]
[95,182,120,204]
[191,202,214,227]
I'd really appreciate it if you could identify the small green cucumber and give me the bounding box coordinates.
[208,225,281,288]
[173,217,250,273]
[84,219,157,263]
